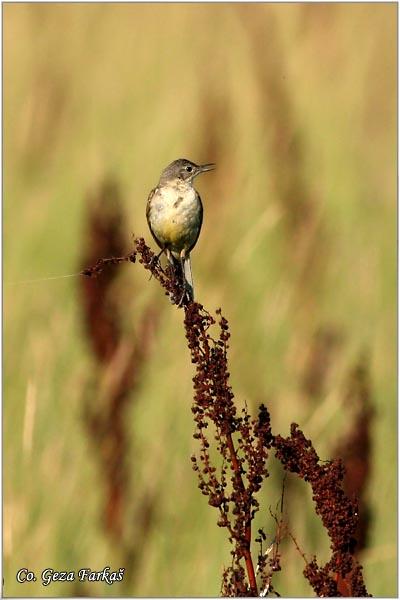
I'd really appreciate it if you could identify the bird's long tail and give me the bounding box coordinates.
[182,255,194,300]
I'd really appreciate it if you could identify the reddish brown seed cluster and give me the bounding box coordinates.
[273,425,370,597]
[134,237,188,305]
[221,564,249,597]
[82,237,371,598]
[183,301,274,596]
[128,241,275,595]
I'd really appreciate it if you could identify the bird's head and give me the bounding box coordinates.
[159,158,215,185]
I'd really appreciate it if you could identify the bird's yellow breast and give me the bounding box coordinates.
[148,182,202,253]
[156,214,191,244]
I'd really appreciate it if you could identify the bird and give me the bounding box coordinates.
[146,158,215,302]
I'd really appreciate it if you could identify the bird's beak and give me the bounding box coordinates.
[199,163,216,173]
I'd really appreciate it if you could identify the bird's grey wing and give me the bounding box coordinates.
[146,187,156,222]
[146,187,163,249]
[189,192,203,253]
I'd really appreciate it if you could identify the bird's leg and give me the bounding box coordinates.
[163,248,182,305]
[148,247,166,280]
[155,247,165,261]
[177,254,186,306]
[165,249,178,279]
[165,248,174,266]
[163,248,189,306]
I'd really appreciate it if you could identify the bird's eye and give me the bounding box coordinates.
[185,165,193,173]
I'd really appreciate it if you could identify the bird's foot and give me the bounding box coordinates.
[148,249,164,281]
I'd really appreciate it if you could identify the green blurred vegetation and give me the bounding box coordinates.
[4,3,396,597]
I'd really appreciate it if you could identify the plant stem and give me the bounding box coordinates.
[226,432,258,596]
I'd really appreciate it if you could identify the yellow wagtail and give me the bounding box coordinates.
[146,158,215,301]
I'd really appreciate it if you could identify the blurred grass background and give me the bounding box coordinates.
[4,3,396,597]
